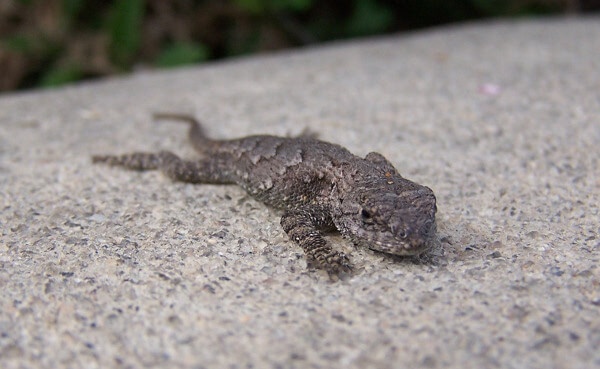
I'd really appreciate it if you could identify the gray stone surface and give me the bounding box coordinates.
[1,16,598,369]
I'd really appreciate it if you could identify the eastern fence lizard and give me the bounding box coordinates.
[93,114,437,275]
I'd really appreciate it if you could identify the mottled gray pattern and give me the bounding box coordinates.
[93,114,437,275]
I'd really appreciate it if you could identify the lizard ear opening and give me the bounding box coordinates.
[361,208,376,224]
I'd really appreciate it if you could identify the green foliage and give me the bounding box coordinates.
[40,65,84,87]
[227,29,261,57]
[3,33,60,61]
[108,0,144,68]
[62,0,86,21]
[155,42,210,68]
[345,0,394,37]
[3,35,34,53]
[0,0,578,91]
[235,0,314,13]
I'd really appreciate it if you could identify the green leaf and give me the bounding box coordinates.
[62,0,87,21]
[40,65,84,88]
[345,0,393,37]
[155,42,209,68]
[3,34,59,59]
[234,0,264,13]
[108,0,144,68]
[3,35,34,53]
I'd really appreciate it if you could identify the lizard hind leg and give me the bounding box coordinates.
[92,151,234,184]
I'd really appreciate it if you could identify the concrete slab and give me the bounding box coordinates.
[1,16,598,369]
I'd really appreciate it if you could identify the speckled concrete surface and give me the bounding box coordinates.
[1,17,598,369]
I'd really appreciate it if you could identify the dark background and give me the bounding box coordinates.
[1,0,598,92]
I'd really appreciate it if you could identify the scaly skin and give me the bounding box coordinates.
[93,114,437,276]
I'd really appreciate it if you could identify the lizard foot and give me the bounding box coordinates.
[308,250,353,277]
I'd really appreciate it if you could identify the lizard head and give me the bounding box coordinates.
[337,182,437,256]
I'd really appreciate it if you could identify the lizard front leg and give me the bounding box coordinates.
[92,151,234,184]
[280,207,352,276]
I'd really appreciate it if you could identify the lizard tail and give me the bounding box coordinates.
[152,112,212,153]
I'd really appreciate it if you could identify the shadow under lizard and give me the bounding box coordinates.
[93,114,437,276]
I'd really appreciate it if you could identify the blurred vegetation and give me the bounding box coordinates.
[0,0,597,91]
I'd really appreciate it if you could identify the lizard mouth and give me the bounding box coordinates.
[358,220,437,256]
[369,236,433,256]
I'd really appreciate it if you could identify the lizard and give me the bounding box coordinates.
[92,114,438,276]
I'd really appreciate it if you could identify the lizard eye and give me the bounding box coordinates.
[361,209,372,219]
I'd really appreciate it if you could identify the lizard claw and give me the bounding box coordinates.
[308,251,352,277]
